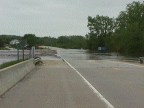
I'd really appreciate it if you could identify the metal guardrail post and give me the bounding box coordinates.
[34,57,41,64]
[140,58,143,63]
[139,57,144,63]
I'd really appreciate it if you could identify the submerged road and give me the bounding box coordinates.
[58,49,144,108]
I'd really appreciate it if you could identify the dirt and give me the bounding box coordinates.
[41,60,67,66]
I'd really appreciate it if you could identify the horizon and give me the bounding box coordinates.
[0,34,85,38]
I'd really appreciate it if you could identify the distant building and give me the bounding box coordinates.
[10,39,19,45]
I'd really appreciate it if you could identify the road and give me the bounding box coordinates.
[0,58,107,108]
[0,47,143,108]
[58,49,144,108]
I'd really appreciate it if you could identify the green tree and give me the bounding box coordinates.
[23,34,36,47]
[56,35,87,49]
[0,38,4,47]
[57,36,70,48]
[115,1,144,56]
[87,15,115,50]
[0,35,22,44]
[88,15,115,37]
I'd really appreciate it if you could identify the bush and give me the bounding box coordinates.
[0,47,10,50]
[0,59,29,69]
[0,38,4,47]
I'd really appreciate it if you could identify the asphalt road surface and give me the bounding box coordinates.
[0,47,143,108]
[0,60,107,108]
[58,49,144,108]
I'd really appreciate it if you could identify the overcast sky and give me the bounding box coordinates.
[0,0,143,38]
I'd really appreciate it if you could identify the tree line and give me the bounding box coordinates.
[86,1,144,56]
[0,34,87,49]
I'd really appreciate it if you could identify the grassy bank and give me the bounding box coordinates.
[0,59,29,69]
[0,47,10,50]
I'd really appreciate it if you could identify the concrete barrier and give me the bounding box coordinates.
[0,58,35,96]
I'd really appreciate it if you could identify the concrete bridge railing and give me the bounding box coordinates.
[0,58,35,96]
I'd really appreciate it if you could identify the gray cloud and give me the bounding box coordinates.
[1,0,143,37]
[17,0,43,6]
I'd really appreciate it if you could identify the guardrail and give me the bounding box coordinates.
[139,57,144,63]
[34,57,41,64]
[0,59,35,96]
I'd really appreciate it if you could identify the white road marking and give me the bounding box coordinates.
[63,58,114,108]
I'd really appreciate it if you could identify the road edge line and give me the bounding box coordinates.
[62,58,114,108]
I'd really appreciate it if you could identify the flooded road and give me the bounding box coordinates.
[58,49,140,63]
[0,48,140,65]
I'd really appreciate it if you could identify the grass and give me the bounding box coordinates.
[0,59,29,69]
[0,47,10,50]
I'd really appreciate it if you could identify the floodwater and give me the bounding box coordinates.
[0,49,40,65]
[0,49,140,65]
[0,55,29,65]
[58,49,140,63]
[0,57,17,65]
